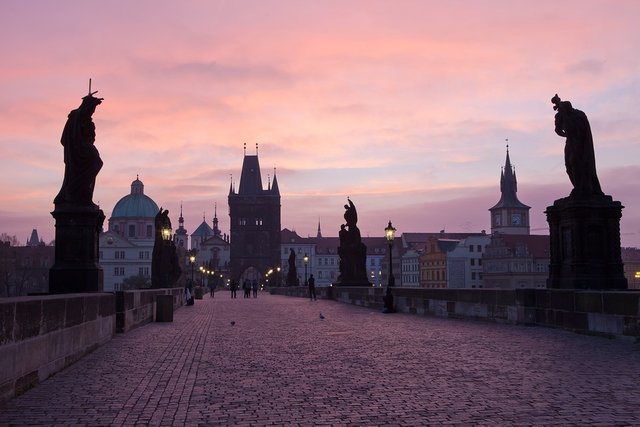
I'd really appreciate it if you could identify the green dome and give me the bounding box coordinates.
[111,178,159,219]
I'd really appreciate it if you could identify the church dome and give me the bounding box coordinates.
[111,177,159,219]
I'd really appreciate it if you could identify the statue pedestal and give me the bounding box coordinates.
[49,205,105,294]
[545,195,627,290]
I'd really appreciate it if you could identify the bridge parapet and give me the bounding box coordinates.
[0,293,115,403]
[270,286,640,339]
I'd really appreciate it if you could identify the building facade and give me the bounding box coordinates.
[99,177,159,291]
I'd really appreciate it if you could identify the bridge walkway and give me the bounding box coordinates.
[1,292,639,425]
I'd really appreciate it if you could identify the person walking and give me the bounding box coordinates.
[308,274,316,301]
[230,280,238,299]
[252,280,259,298]
[209,280,216,298]
[243,279,251,298]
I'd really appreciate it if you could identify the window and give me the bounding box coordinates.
[128,224,136,237]
[115,251,125,260]
[139,251,144,260]
[471,272,476,280]
[146,225,152,237]
[477,245,482,252]
[470,259,475,266]
[469,246,474,252]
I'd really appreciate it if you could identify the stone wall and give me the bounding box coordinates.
[0,288,186,403]
[270,286,640,339]
[115,287,185,333]
[0,293,115,403]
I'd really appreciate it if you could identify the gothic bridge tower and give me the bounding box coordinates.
[228,145,281,282]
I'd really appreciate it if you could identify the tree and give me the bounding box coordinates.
[0,233,19,246]
[121,274,152,290]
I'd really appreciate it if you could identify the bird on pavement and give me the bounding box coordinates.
[319,313,325,320]
[230,321,235,326]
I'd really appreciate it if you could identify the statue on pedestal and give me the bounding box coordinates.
[546,95,627,290]
[151,208,182,288]
[286,248,298,286]
[336,198,369,285]
[49,81,105,293]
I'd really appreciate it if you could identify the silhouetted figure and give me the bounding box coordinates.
[209,280,216,298]
[54,91,104,207]
[552,94,603,198]
[151,208,182,288]
[252,280,258,298]
[336,199,369,285]
[243,279,251,298]
[308,274,316,300]
[230,280,238,298]
[286,248,298,286]
[185,279,194,306]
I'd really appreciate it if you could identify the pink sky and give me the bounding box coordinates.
[1,1,639,246]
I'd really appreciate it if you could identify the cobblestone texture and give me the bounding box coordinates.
[1,292,640,426]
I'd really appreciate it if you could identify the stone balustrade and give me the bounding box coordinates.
[270,286,640,339]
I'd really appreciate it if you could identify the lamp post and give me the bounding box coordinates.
[383,221,396,313]
[303,253,309,285]
[276,266,281,287]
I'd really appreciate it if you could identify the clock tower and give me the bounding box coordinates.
[489,146,530,235]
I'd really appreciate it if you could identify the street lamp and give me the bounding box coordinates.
[161,225,172,241]
[188,251,196,285]
[383,220,396,313]
[199,265,204,286]
[276,266,281,287]
[303,253,309,285]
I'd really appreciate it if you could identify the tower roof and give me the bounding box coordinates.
[238,155,263,195]
[489,147,530,210]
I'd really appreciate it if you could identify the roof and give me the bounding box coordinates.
[191,221,214,237]
[489,148,530,210]
[111,178,159,219]
[491,234,550,258]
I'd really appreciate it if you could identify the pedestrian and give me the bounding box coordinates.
[230,280,238,299]
[308,274,316,301]
[252,280,258,298]
[209,281,216,298]
[243,279,251,298]
[185,279,195,306]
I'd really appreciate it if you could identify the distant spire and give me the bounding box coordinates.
[179,202,184,226]
[243,143,246,156]
[317,219,322,238]
[267,173,271,191]
[213,203,220,236]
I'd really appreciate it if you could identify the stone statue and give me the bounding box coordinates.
[151,208,182,288]
[552,94,603,197]
[54,86,104,207]
[286,248,297,286]
[336,198,369,285]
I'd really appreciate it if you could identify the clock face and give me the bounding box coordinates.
[511,213,521,225]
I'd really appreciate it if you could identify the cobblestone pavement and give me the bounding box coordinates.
[1,292,640,426]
